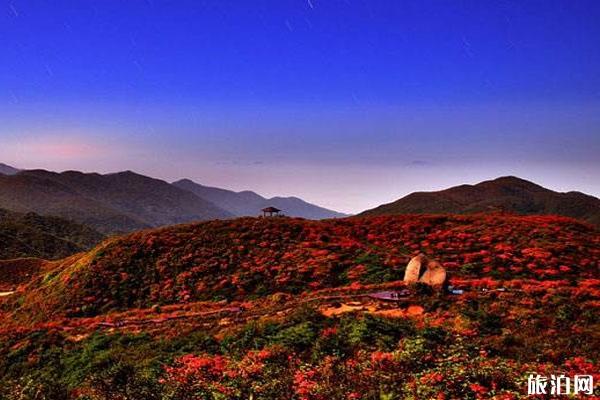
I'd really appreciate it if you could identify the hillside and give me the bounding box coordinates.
[0,258,49,291]
[11,214,598,321]
[1,214,598,398]
[173,178,347,219]
[0,208,104,260]
[0,170,233,233]
[360,176,600,225]
[0,163,19,175]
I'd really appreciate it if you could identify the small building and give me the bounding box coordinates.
[261,206,282,217]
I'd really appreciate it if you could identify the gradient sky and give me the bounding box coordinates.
[1,0,599,213]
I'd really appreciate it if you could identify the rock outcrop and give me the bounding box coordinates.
[403,253,447,289]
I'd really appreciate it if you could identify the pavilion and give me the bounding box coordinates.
[261,206,282,217]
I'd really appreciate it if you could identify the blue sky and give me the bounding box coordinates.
[1,0,599,213]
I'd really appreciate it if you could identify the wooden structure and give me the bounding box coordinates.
[261,206,282,217]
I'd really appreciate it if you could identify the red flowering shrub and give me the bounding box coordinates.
[162,346,296,399]
[0,214,598,399]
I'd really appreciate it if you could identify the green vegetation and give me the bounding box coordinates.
[0,208,104,261]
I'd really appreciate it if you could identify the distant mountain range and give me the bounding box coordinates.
[173,179,347,219]
[0,169,233,233]
[0,164,346,233]
[0,207,104,260]
[359,176,600,226]
[2,162,597,231]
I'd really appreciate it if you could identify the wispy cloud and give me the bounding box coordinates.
[405,160,432,167]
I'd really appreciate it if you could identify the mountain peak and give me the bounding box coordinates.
[174,178,195,185]
[107,170,143,178]
[359,176,600,226]
[480,176,540,187]
[488,175,529,183]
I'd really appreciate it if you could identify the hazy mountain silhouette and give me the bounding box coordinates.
[0,163,19,175]
[173,179,347,219]
[0,170,233,233]
[359,176,600,226]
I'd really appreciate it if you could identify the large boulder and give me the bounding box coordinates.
[403,253,447,289]
[419,259,446,288]
[403,253,427,283]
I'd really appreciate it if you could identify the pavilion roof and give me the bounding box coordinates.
[262,206,281,212]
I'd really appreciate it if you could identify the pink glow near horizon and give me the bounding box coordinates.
[1,102,598,214]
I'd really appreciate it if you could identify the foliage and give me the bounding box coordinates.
[11,214,599,320]
[0,208,104,262]
[0,214,598,398]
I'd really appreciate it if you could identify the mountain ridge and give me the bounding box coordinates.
[0,169,233,233]
[173,178,347,219]
[359,176,600,226]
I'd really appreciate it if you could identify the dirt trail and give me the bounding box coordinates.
[51,290,434,337]
[4,286,507,339]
